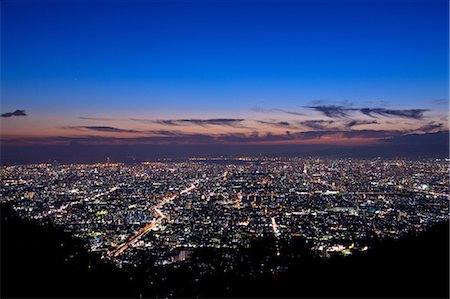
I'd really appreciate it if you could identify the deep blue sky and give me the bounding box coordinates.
[1,0,449,163]
[2,0,448,115]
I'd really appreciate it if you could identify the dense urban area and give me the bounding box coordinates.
[1,157,448,271]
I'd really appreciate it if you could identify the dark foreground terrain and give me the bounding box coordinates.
[1,202,449,298]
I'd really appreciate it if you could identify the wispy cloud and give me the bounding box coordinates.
[305,105,349,118]
[272,109,305,116]
[359,108,428,119]
[79,116,118,121]
[306,105,429,119]
[133,118,246,128]
[255,120,297,129]
[148,119,182,126]
[345,120,378,128]
[179,119,245,127]
[415,122,444,133]
[146,130,183,136]
[1,110,27,118]
[431,99,448,106]
[63,126,140,133]
[299,120,335,130]
[250,106,304,116]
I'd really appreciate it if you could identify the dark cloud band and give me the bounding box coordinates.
[1,110,27,118]
[134,118,246,128]
[306,105,429,119]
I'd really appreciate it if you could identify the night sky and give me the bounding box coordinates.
[1,0,449,163]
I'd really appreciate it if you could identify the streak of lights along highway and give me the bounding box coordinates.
[109,182,198,257]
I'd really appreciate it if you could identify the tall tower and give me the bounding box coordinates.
[52,160,59,170]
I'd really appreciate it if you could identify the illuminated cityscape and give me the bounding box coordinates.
[2,158,448,270]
